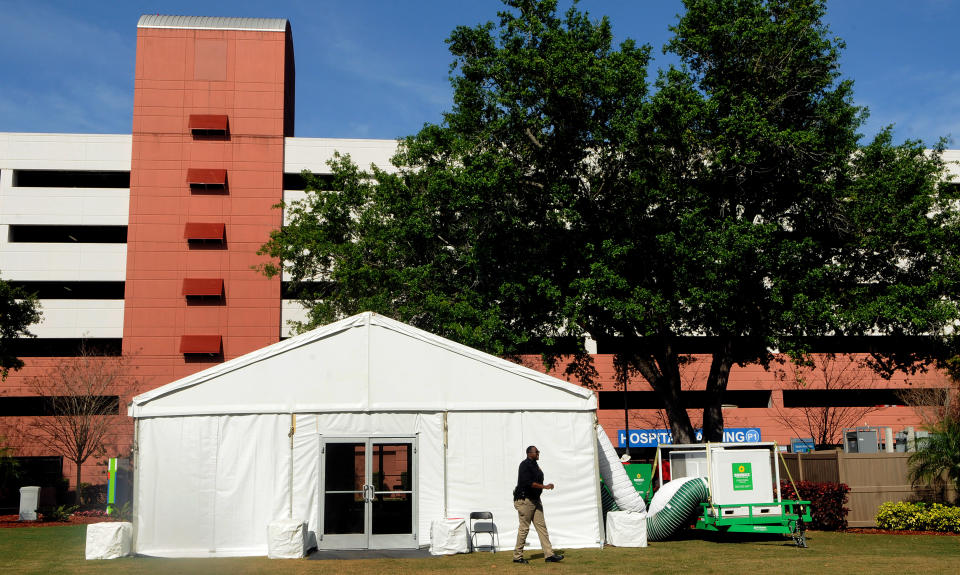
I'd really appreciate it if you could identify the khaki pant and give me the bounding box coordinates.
[513,498,553,559]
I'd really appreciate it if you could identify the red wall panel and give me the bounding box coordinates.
[123,24,291,399]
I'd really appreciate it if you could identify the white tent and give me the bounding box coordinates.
[129,312,603,557]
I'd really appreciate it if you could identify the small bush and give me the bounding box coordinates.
[113,501,132,522]
[780,480,850,530]
[40,504,79,522]
[876,501,960,532]
[875,501,916,530]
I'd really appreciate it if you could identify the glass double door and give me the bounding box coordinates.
[320,437,416,549]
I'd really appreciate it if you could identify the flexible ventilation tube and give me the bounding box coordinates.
[595,425,646,512]
[595,426,710,541]
[646,476,709,541]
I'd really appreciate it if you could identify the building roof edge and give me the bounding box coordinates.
[137,15,288,32]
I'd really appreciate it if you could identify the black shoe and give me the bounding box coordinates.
[545,555,564,562]
[513,558,529,564]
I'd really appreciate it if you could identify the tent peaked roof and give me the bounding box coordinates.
[130,312,596,417]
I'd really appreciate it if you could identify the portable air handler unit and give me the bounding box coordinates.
[655,442,811,547]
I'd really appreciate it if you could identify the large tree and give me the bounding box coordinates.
[602,0,960,441]
[261,0,960,443]
[1,275,42,379]
[261,0,654,362]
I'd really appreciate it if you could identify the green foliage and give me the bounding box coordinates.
[0,275,42,379]
[260,0,960,444]
[876,501,960,533]
[260,0,653,363]
[780,480,850,530]
[876,501,921,530]
[0,436,20,485]
[908,416,960,498]
[113,500,133,522]
[41,504,79,522]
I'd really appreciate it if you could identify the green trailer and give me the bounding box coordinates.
[653,442,811,547]
[695,499,811,546]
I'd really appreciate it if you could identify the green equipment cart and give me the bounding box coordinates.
[653,442,811,547]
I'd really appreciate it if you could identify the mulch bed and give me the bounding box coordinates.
[0,514,118,528]
[844,527,959,536]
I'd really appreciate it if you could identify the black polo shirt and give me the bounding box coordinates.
[516,457,544,502]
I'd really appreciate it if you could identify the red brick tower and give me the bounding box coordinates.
[124,16,294,386]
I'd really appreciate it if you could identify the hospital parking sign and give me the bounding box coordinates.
[617,427,761,447]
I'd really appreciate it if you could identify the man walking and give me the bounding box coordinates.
[513,445,563,563]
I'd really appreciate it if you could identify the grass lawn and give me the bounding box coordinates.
[1,526,958,575]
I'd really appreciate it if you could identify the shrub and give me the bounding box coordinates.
[41,504,79,522]
[923,503,960,532]
[780,480,850,530]
[876,501,960,532]
[876,501,918,530]
[113,501,132,522]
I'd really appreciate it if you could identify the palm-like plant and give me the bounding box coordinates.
[908,416,960,502]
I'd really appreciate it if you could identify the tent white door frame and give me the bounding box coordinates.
[318,436,418,549]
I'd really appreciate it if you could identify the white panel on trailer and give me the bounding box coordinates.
[709,449,774,507]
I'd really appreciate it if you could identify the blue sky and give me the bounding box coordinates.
[1,0,958,146]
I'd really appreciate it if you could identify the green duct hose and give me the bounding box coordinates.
[647,477,710,541]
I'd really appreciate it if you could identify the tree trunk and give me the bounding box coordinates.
[75,461,83,506]
[702,340,735,442]
[633,351,697,444]
[664,387,697,444]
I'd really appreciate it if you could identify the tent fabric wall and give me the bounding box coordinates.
[135,415,289,557]
[130,313,601,557]
[135,410,599,556]
[445,411,601,551]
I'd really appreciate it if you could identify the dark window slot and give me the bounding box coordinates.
[13,170,129,188]
[281,281,334,299]
[782,389,928,408]
[189,182,228,193]
[595,335,947,354]
[597,390,772,410]
[187,237,228,250]
[0,396,120,417]
[7,281,125,299]
[7,338,122,357]
[8,225,127,243]
[283,172,339,191]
